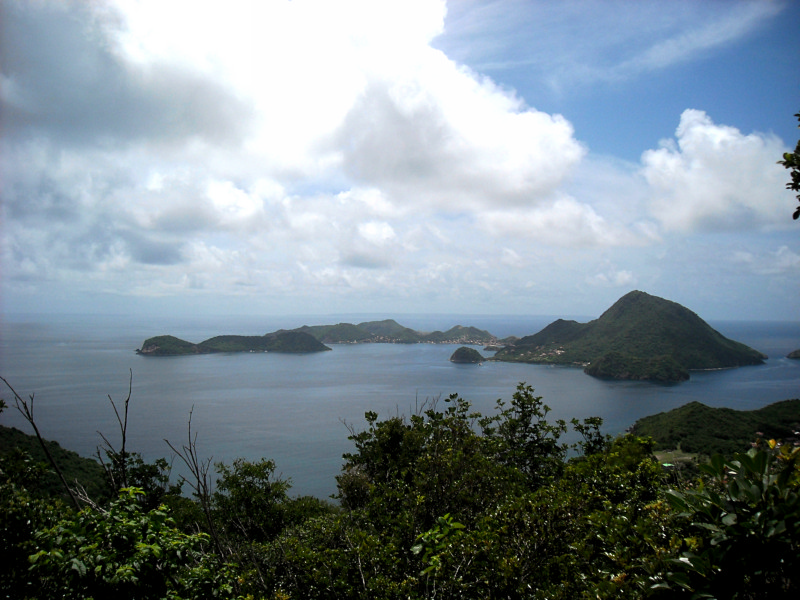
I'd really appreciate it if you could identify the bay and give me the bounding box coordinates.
[1,313,798,499]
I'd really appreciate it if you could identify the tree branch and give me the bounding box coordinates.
[1,376,82,511]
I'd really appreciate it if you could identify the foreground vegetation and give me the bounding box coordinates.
[1,382,798,599]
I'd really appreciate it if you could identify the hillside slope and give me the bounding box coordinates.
[493,291,765,382]
[630,399,800,456]
[0,425,108,499]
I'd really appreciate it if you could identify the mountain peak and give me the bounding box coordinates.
[493,291,765,382]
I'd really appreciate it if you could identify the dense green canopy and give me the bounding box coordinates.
[1,385,798,599]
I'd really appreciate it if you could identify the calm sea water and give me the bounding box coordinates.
[1,313,798,498]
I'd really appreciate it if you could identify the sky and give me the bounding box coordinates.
[1,0,798,322]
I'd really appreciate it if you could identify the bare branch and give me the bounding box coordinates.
[0,376,82,511]
[164,407,226,557]
[99,369,133,490]
[72,481,107,515]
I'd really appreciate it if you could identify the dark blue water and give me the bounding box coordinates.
[1,313,798,498]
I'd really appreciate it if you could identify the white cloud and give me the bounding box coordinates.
[207,180,264,223]
[0,0,795,319]
[0,0,592,295]
[335,64,586,210]
[481,197,644,247]
[641,109,791,232]
[357,222,396,246]
[586,268,636,288]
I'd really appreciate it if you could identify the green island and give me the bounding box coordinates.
[137,330,331,355]
[136,295,766,384]
[296,319,495,344]
[492,290,766,382]
[138,319,497,356]
[449,346,485,363]
[2,388,798,599]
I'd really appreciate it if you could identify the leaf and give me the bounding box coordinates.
[70,558,87,577]
[666,570,694,591]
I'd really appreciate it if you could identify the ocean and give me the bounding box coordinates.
[1,313,798,499]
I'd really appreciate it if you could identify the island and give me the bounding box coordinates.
[137,320,498,356]
[137,330,331,356]
[788,349,800,359]
[295,320,496,345]
[449,346,485,364]
[491,290,766,383]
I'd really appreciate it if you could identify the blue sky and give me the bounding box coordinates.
[1,0,798,321]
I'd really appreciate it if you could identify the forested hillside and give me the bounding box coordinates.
[494,291,766,381]
[1,385,798,599]
[631,398,800,456]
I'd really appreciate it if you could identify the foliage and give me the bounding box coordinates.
[3,380,800,599]
[778,110,800,219]
[572,414,613,456]
[658,442,800,598]
[103,450,182,511]
[212,457,292,546]
[0,424,108,500]
[481,382,568,488]
[0,475,64,598]
[631,399,800,457]
[338,392,523,530]
[28,488,239,600]
[585,351,689,382]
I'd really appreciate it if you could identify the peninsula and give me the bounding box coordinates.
[491,291,766,383]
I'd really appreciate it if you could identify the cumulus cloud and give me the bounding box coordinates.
[481,197,644,248]
[0,0,594,298]
[335,73,585,210]
[641,109,791,232]
[0,0,794,318]
[0,1,251,147]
